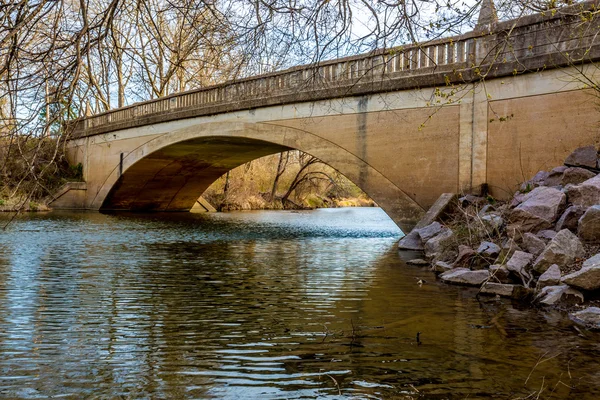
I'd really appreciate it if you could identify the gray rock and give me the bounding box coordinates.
[478,204,496,217]
[543,166,568,187]
[415,221,443,243]
[480,282,531,299]
[522,233,546,256]
[481,214,504,231]
[506,251,534,285]
[407,258,429,266]
[398,230,423,251]
[562,167,596,186]
[569,307,600,330]
[424,228,457,263]
[536,264,561,290]
[536,285,584,306]
[477,241,501,259]
[510,187,566,232]
[433,261,453,273]
[537,230,557,241]
[440,268,490,286]
[564,145,598,169]
[578,205,600,243]
[489,264,512,283]
[565,175,600,208]
[533,229,585,273]
[555,205,586,232]
[561,254,600,291]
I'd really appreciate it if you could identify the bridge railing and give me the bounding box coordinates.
[78,35,476,133]
[75,0,600,137]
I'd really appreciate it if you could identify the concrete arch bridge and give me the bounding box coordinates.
[56,1,600,232]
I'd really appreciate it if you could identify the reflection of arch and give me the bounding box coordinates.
[96,121,424,231]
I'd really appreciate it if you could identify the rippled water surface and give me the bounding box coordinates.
[0,208,599,399]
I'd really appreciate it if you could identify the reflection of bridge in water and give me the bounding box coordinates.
[56,1,600,231]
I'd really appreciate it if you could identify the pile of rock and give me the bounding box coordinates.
[399,145,600,329]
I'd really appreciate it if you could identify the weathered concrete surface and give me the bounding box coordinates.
[59,2,600,231]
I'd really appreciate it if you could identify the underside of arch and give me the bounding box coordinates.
[96,121,425,232]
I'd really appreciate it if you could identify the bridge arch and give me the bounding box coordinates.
[93,121,425,231]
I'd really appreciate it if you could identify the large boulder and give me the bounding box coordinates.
[533,229,585,273]
[522,233,546,256]
[578,205,600,243]
[424,228,457,263]
[565,175,600,208]
[509,187,566,232]
[562,167,596,186]
[569,307,600,330]
[561,254,600,291]
[564,145,598,169]
[506,251,534,284]
[535,285,584,306]
[555,205,586,233]
[440,268,489,286]
[536,264,561,290]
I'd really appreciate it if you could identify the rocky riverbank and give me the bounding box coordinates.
[399,145,600,331]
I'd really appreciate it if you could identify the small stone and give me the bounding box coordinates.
[440,268,490,286]
[489,264,512,283]
[569,307,600,330]
[522,233,546,256]
[480,282,531,300]
[511,191,526,208]
[537,230,557,241]
[561,254,600,291]
[536,285,584,306]
[424,228,457,263]
[477,241,501,259]
[415,221,443,243]
[407,258,429,266]
[452,245,477,268]
[536,264,561,290]
[478,204,495,217]
[561,167,596,186]
[509,187,566,232]
[506,251,534,284]
[565,175,600,208]
[520,171,550,192]
[481,214,504,231]
[555,206,586,233]
[433,261,453,273]
[533,229,585,273]
[564,145,598,169]
[459,194,486,207]
[501,238,522,260]
[578,205,600,243]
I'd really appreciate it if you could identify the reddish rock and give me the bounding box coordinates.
[565,175,600,208]
[555,205,585,233]
[578,205,600,243]
[510,187,566,232]
[533,229,585,273]
[561,167,596,186]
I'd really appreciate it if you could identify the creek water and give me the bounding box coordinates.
[0,208,599,399]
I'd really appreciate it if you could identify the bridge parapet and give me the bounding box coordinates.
[73,0,600,138]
